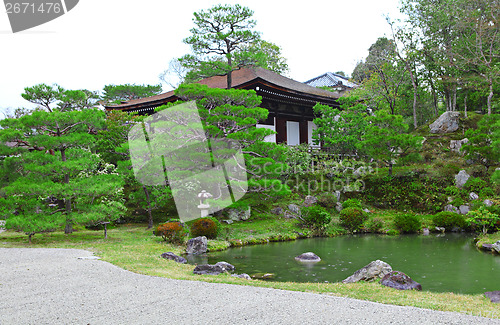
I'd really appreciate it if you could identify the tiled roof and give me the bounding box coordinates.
[106,67,340,110]
[304,72,358,89]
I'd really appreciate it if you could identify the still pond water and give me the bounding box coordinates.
[187,234,500,294]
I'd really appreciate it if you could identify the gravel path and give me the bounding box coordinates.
[0,248,498,325]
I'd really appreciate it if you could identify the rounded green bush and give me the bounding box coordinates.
[190,217,221,239]
[342,198,362,209]
[339,207,368,232]
[393,214,421,233]
[301,205,332,229]
[463,177,487,193]
[432,212,466,229]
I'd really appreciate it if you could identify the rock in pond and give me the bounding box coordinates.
[422,228,430,236]
[342,260,392,283]
[193,261,235,275]
[186,236,208,255]
[160,252,187,264]
[231,273,252,280]
[251,273,274,280]
[485,291,500,303]
[379,271,422,291]
[295,252,321,263]
[492,241,500,254]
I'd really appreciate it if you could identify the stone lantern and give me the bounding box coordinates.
[197,190,212,218]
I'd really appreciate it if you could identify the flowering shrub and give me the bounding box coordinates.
[154,221,187,244]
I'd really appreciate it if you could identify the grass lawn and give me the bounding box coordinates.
[1,223,499,319]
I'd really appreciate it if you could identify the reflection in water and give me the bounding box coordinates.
[189,234,499,294]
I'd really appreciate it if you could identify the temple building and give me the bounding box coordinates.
[106,67,341,146]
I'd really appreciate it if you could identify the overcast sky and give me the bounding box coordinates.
[0,0,402,115]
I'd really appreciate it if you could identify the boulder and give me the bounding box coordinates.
[459,205,470,215]
[429,111,460,134]
[482,244,494,251]
[484,291,500,303]
[231,273,252,280]
[288,204,301,215]
[455,170,470,188]
[271,207,283,215]
[469,192,479,200]
[215,261,235,272]
[342,260,392,283]
[193,261,235,275]
[335,202,343,212]
[160,252,187,264]
[304,195,318,206]
[444,204,459,214]
[450,138,469,154]
[492,241,500,254]
[294,252,321,263]
[228,206,251,221]
[186,236,208,255]
[484,199,494,207]
[435,227,446,233]
[379,271,422,290]
[422,228,430,236]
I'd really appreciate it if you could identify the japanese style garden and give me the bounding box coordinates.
[1,1,499,318]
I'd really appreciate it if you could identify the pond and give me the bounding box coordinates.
[187,234,500,294]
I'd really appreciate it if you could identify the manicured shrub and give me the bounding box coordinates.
[431,212,466,229]
[393,214,421,233]
[154,220,187,244]
[190,217,221,239]
[300,205,332,229]
[342,198,362,209]
[339,207,368,232]
[366,217,384,233]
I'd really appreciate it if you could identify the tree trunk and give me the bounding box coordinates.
[464,93,468,118]
[487,80,493,116]
[28,233,33,245]
[388,162,393,176]
[429,78,439,116]
[226,53,233,89]
[143,185,153,229]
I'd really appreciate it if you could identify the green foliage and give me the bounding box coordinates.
[102,84,162,105]
[463,114,500,166]
[179,4,287,87]
[360,110,423,175]
[312,96,368,156]
[366,217,385,233]
[339,207,368,232]
[316,192,338,209]
[154,221,187,244]
[431,212,466,229]
[466,206,500,235]
[479,187,495,198]
[463,177,487,193]
[0,107,126,238]
[363,173,447,213]
[190,217,221,239]
[393,213,421,233]
[342,198,363,209]
[300,205,332,230]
